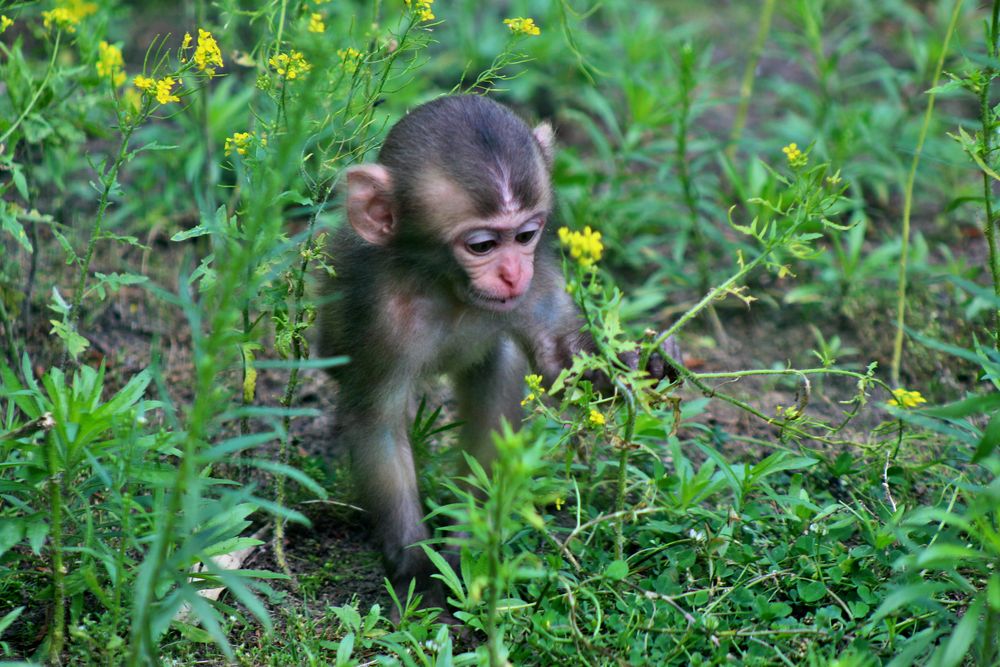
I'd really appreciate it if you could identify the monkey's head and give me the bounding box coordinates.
[345,95,554,313]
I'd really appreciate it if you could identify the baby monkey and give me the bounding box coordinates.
[319,95,677,613]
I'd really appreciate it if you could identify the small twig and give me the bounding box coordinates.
[882,450,897,512]
[299,498,366,513]
[563,506,670,549]
[0,412,55,441]
[624,581,696,624]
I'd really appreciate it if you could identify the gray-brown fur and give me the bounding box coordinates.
[379,95,550,226]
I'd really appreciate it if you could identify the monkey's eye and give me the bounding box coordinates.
[515,221,542,245]
[465,231,499,255]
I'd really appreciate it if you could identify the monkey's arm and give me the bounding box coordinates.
[514,260,682,390]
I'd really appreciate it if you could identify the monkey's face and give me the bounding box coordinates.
[451,212,545,312]
[344,159,552,314]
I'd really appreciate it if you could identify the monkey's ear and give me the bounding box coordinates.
[533,122,555,166]
[346,164,396,245]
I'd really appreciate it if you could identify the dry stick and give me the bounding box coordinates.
[0,412,55,441]
[882,450,897,512]
[890,0,965,386]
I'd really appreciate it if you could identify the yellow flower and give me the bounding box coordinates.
[337,47,361,73]
[554,497,564,511]
[42,8,75,31]
[194,28,223,77]
[96,41,126,87]
[224,131,254,157]
[122,87,142,115]
[155,76,180,104]
[179,32,192,62]
[503,17,541,36]
[775,404,801,420]
[558,225,604,268]
[404,0,435,22]
[520,373,546,406]
[782,142,808,168]
[1,15,13,34]
[133,75,155,92]
[888,388,927,409]
[41,0,96,33]
[268,50,312,80]
[585,409,605,429]
[308,12,326,33]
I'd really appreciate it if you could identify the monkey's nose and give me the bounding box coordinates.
[498,266,521,292]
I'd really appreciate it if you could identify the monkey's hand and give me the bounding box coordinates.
[618,332,683,385]
[580,332,683,395]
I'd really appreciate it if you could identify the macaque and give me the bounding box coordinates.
[318,95,678,613]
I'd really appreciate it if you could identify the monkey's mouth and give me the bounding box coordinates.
[469,290,523,312]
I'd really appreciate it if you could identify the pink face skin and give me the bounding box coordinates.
[451,212,547,312]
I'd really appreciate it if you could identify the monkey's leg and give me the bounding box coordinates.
[339,399,442,614]
[444,339,526,577]
[453,337,528,468]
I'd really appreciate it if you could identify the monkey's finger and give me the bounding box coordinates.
[618,349,641,371]
[659,335,683,364]
[655,333,683,383]
[646,353,665,380]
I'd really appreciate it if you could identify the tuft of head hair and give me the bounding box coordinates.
[379,95,551,223]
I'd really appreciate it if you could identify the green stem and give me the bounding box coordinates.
[66,120,137,366]
[274,198,325,582]
[983,0,1000,346]
[644,244,772,365]
[47,433,65,665]
[240,306,251,438]
[676,44,710,292]
[267,0,296,581]
[694,366,886,385]
[486,485,502,667]
[890,0,964,384]
[128,432,190,665]
[661,356,879,448]
[273,0,288,57]
[613,381,636,561]
[110,438,132,666]
[727,0,775,158]
[196,0,216,211]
